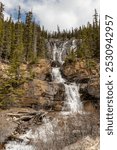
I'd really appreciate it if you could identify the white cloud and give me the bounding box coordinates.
[1,0,99,31]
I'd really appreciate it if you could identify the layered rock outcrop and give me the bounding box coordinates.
[0,59,66,111]
[61,59,100,111]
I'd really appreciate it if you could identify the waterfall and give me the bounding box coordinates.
[52,43,64,64]
[51,67,65,83]
[51,40,83,114]
[64,83,82,113]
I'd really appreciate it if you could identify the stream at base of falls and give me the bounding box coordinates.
[5,40,84,150]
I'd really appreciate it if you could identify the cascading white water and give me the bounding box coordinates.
[53,43,64,64]
[52,40,83,114]
[52,67,65,83]
[64,83,82,113]
[6,142,34,150]
[51,67,83,113]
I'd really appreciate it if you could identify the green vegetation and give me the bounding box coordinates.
[65,50,77,64]
[0,3,100,63]
[0,2,100,107]
[51,9,100,61]
[0,3,48,64]
[0,3,48,107]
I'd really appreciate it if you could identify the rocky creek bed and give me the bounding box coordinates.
[0,107,99,150]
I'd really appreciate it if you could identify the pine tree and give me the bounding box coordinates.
[2,18,12,60]
[57,25,61,38]
[0,2,4,20]
[0,2,4,60]
[24,11,34,62]
[32,20,37,61]
[37,34,46,58]
[92,9,100,58]
[9,6,24,79]
[0,20,4,60]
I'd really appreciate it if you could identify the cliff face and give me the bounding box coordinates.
[61,58,100,111]
[0,59,66,111]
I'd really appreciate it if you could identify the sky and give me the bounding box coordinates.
[1,0,99,31]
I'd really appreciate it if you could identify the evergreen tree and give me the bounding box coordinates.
[9,6,24,80]
[0,19,4,60]
[32,21,37,59]
[2,18,12,60]
[24,11,34,62]
[37,34,46,58]
[0,2,4,19]
[0,2,4,60]
[0,1,100,62]
[92,9,100,58]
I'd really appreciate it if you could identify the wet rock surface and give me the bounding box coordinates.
[46,39,78,61]
[61,59,100,110]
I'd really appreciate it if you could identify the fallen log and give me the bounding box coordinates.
[18,116,33,121]
[7,113,23,118]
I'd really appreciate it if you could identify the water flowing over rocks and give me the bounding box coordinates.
[46,39,78,62]
[61,58,100,111]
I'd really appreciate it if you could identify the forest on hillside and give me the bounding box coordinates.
[0,2,100,107]
[0,2,100,63]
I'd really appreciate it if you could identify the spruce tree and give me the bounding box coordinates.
[24,11,34,62]
[9,6,24,80]
[92,9,100,58]
[0,2,4,60]
[2,18,12,60]
[0,2,4,19]
[32,20,37,61]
